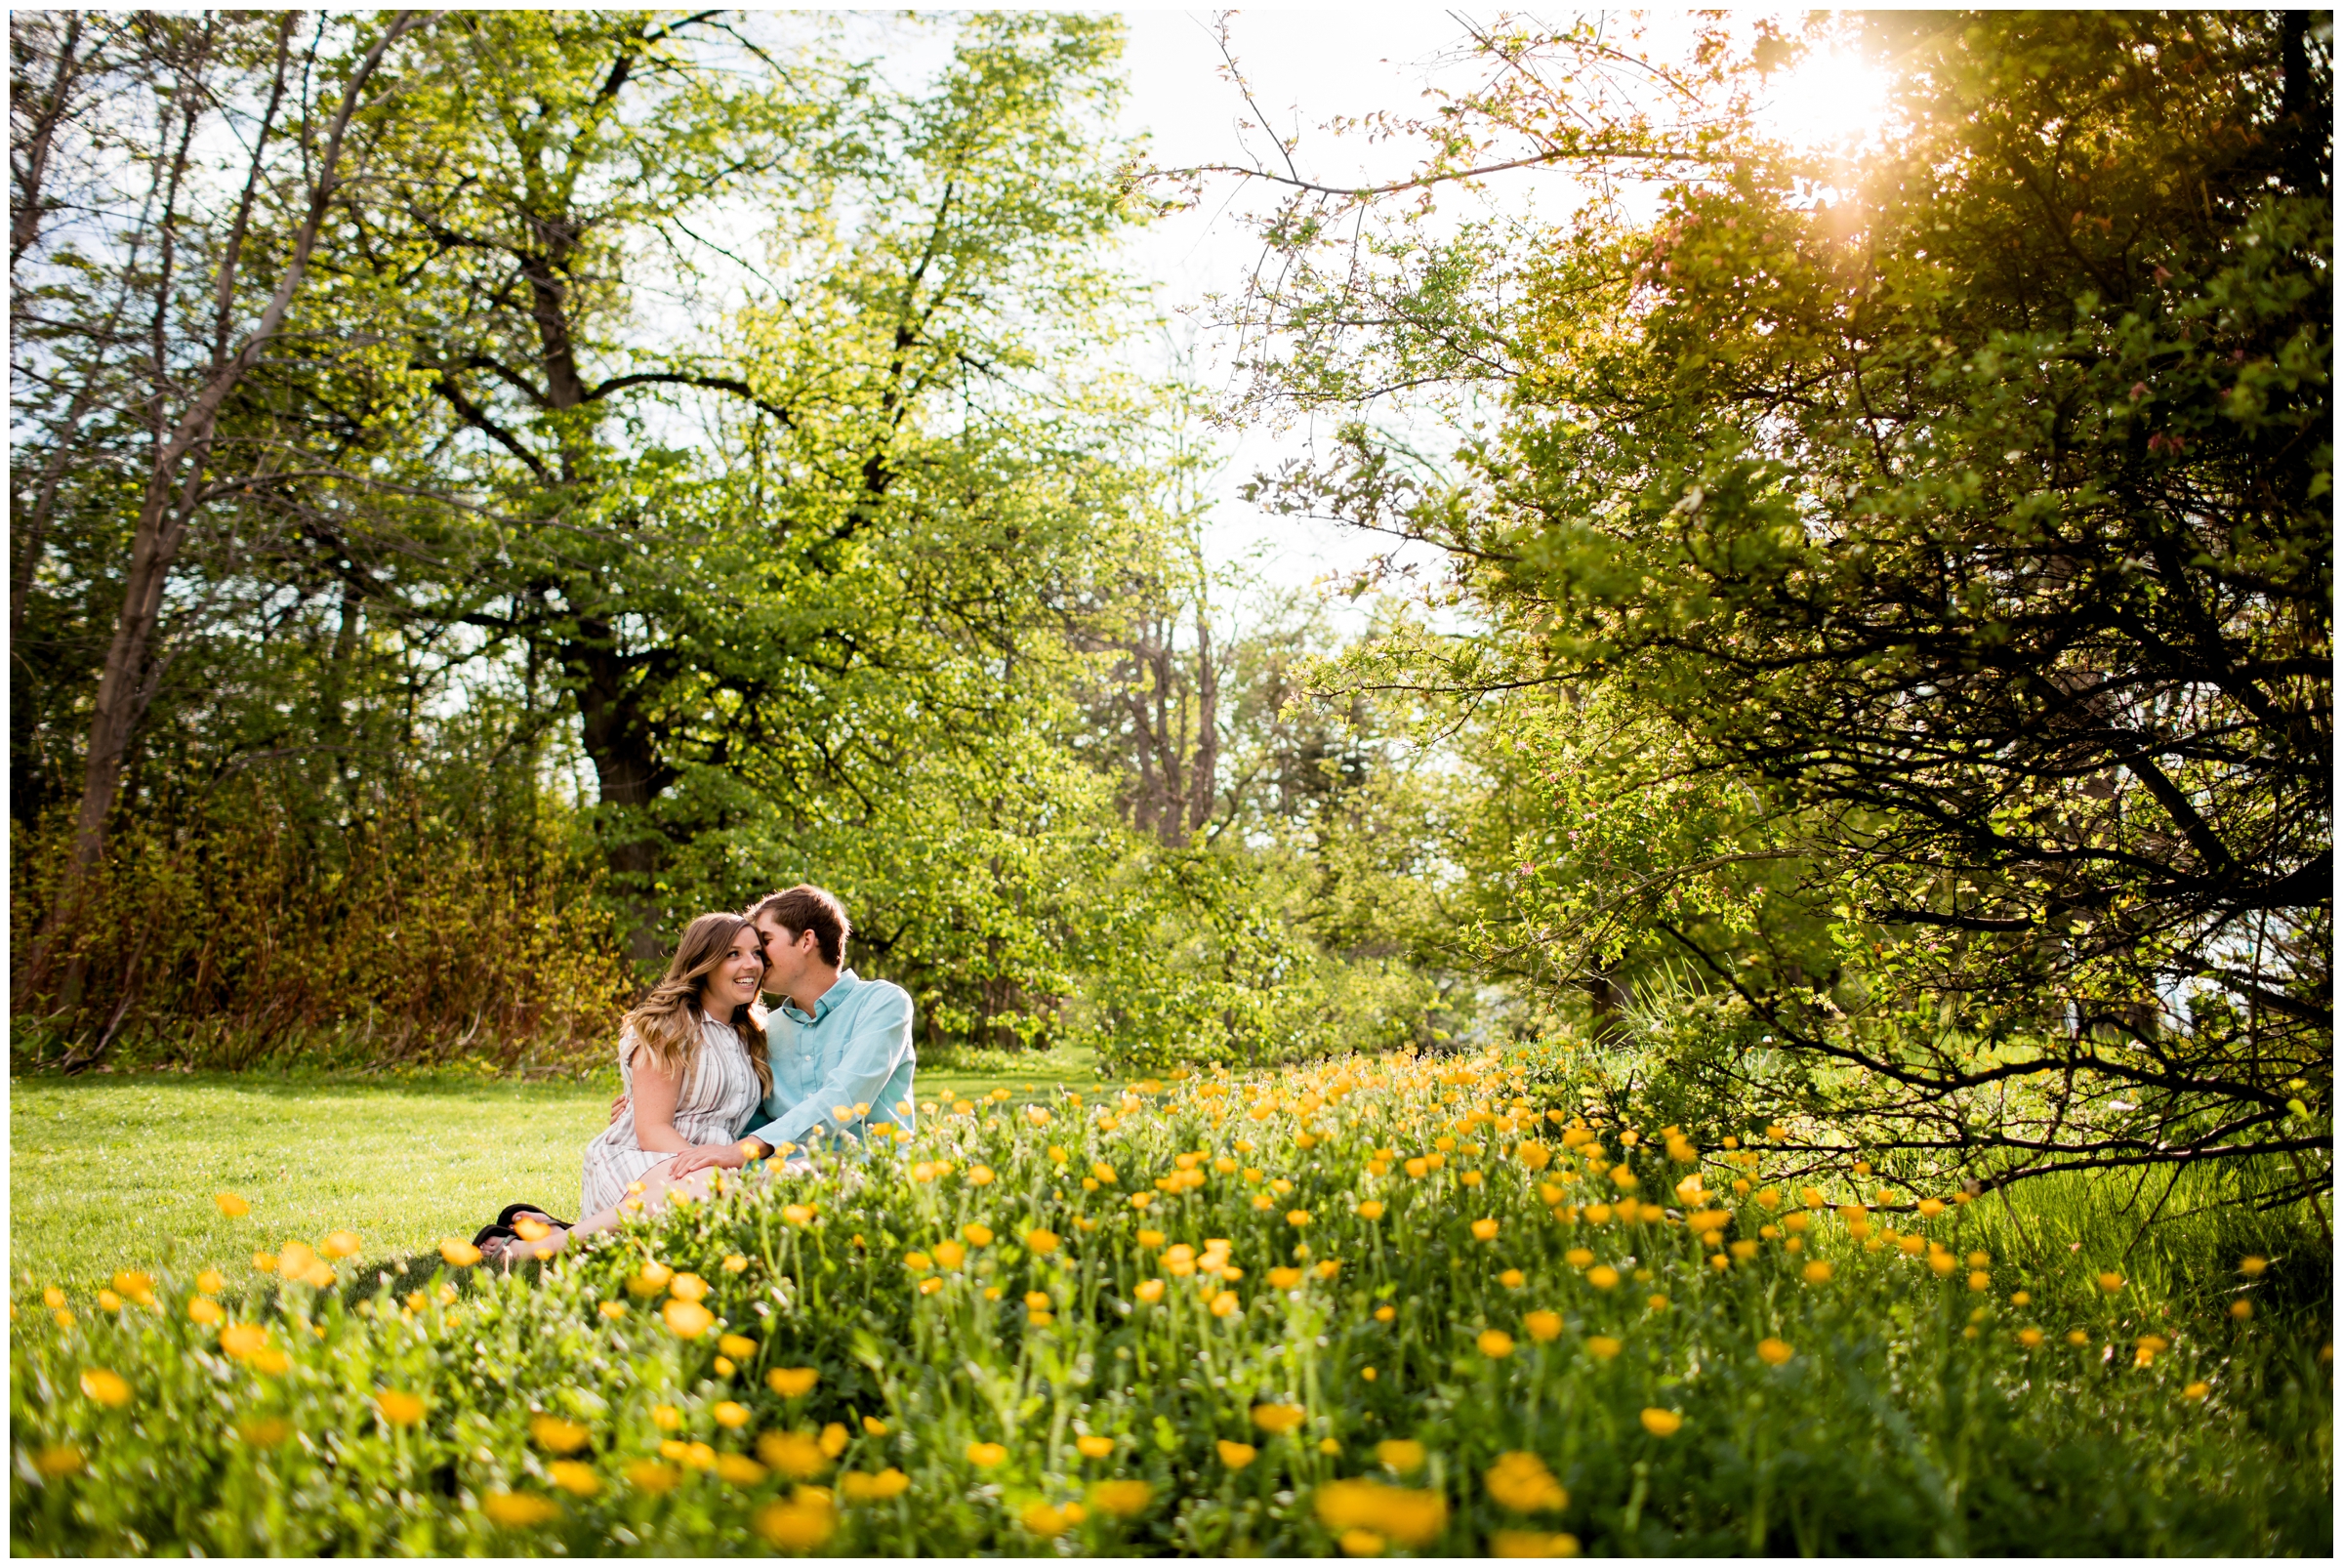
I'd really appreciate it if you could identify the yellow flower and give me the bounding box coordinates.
[480,1491,561,1527]
[251,1251,279,1275]
[112,1270,155,1303]
[714,1401,751,1429]
[1313,1477,1449,1547]
[215,1192,251,1217]
[1802,1260,1834,1285]
[1585,1265,1620,1291]
[2016,1328,2045,1349]
[721,1253,750,1273]
[753,1494,837,1550]
[187,1296,225,1325]
[841,1466,912,1503]
[376,1390,426,1426]
[1339,1527,1386,1555]
[2011,1291,2032,1306]
[1478,1329,1516,1359]
[530,1415,591,1453]
[1756,1338,1793,1366]
[668,1272,709,1302]
[1486,1450,1568,1512]
[1217,1439,1257,1468]
[1318,1259,1343,1281]
[1089,1478,1154,1517]
[1268,1266,1304,1290]
[1356,1201,1386,1220]
[663,1299,714,1339]
[2097,1271,2125,1293]
[719,1333,758,1359]
[1564,1248,1594,1268]
[438,1239,482,1267]
[625,1461,682,1494]
[237,1417,291,1447]
[79,1368,132,1407]
[1134,1279,1166,1303]
[598,1300,628,1321]
[863,1416,889,1436]
[767,1366,820,1398]
[1210,1290,1240,1317]
[1648,1294,1669,1311]
[966,1441,1008,1468]
[1491,1529,1582,1557]
[320,1231,361,1259]
[2230,1299,2255,1321]
[1471,1217,1500,1242]
[1288,1210,1313,1228]
[1639,1408,1683,1437]
[716,1453,769,1486]
[758,1429,831,1479]
[819,1422,849,1458]
[1584,1336,1622,1361]
[1376,1438,1426,1473]
[1077,1433,1116,1460]
[2068,1330,2092,1347]
[1252,1403,1307,1435]
[1026,1229,1060,1255]
[2240,1256,2269,1278]
[1524,1310,1563,1342]
[1021,1501,1073,1538]
[2182,1381,2211,1401]
[548,1461,600,1497]
[964,1223,995,1248]
[1375,1304,1396,1322]
[33,1444,83,1478]
[1916,1198,1946,1218]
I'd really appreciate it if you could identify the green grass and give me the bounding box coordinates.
[10,1053,1111,1296]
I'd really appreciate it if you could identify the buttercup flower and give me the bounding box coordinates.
[1376,1439,1426,1473]
[1757,1338,1794,1366]
[1478,1329,1516,1358]
[79,1369,131,1407]
[479,1492,560,1527]
[1524,1310,1563,1342]
[1089,1478,1154,1517]
[1639,1408,1683,1437]
[767,1367,820,1398]
[966,1441,1008,1467]
[530,1415,590,1453]
[1252,1403,1307,1434]
[1485,1450,1567,1512]
[375,1390,426,1426]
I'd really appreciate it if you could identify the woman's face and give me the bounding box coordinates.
[703,927,766,1012]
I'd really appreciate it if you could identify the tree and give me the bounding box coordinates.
[1227,13,2331,1196]
[13,11,432,1005]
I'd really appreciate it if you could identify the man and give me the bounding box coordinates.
[662,884,916,1179]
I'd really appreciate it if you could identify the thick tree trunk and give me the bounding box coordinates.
[572,631,678,967]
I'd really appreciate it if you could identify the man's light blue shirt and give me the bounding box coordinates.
[746,970,917,1155]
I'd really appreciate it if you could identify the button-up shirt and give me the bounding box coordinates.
[744,970,917,1155]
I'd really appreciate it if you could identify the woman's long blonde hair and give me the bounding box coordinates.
[621,912,772,1097]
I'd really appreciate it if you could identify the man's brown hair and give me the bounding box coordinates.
[749,885,850,969]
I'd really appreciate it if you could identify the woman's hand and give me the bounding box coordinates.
[667,1138,762,1179]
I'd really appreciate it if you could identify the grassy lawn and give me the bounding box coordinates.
[10,1051,1110,1297]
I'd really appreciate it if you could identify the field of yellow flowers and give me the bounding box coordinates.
[11,1047,2331,1554]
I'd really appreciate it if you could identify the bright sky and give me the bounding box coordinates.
[1105,10,1891,615]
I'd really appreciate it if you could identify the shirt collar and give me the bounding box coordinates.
[779,968,861,1026]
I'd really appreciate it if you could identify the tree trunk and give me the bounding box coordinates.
[572,630,677,967]
[20,13,425,1009]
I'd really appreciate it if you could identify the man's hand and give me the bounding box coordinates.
[608,1093,629,1126]
[667,1138,764,1180]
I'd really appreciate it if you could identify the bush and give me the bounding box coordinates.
[11,1047,2329,1553]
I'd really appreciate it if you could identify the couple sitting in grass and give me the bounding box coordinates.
[474,885,915,1267]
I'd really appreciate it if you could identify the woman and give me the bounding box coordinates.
[477,912,770,1265]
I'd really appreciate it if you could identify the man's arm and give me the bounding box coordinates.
[746,985,912,1153]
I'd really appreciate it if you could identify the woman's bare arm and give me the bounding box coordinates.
[627,1050,692,1154]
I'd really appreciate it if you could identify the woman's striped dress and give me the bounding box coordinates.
[578,1013,766,1217]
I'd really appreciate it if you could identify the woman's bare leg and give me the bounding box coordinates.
[511,1158,734,1262]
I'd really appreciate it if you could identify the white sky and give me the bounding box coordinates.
[1102,10,1890,616]
[1117,11,1505,611]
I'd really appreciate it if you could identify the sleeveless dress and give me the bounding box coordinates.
[579,1013,766,1217]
